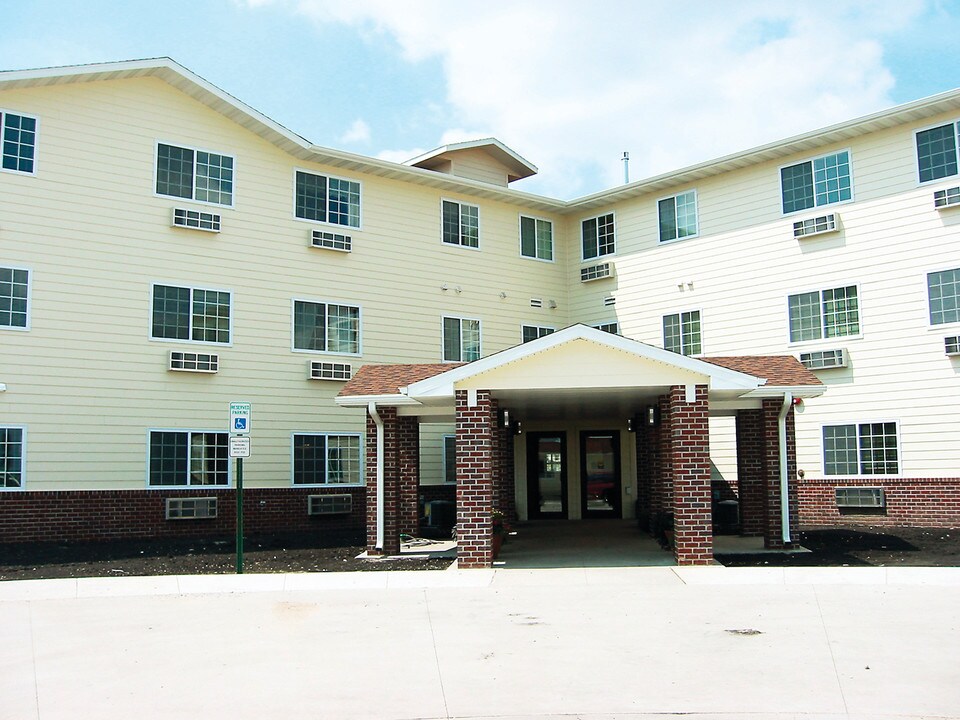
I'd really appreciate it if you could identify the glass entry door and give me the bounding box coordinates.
[527,432,567,519]
[580,431,621,518]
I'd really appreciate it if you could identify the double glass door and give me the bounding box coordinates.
[527,431,622,519]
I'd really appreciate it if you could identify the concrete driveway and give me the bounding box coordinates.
[2,566,959,720]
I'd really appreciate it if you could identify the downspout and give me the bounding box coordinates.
[368,401,385,551]
[778,391,793,545]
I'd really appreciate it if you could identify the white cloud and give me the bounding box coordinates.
[258,0,927,197]
[340,118,371,144]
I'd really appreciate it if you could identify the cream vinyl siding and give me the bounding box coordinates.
[444,147,512,186]
[0,77,567,491]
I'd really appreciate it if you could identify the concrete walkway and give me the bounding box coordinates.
[2,566,959,720]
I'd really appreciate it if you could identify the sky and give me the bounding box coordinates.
[2,0,959,199]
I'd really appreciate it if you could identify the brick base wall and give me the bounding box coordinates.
[798,477,960,527]
[0,487,366,545]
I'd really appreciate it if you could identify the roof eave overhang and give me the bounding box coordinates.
[334,393,423,408]
[743,384,826,399]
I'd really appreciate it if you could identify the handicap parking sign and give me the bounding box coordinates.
[233,417,247,432]
[229,402,251,434]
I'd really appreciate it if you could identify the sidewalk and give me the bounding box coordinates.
[2,566,959,719]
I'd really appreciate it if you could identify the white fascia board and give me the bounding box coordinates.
[334,394,423,408]
[742,385,827,399]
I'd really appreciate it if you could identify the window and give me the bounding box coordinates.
[149,431,228,486]
[927,268,960,325]
[522,325,555,343]
[594,322,619,335]
[823,422,899,476]
[293,433,362,485]
[156,143,234,206]
[0,266,29,329]
[520,215,553,260]
[293,300,360,355]
[443,435,456,484]
[295,170,360,228]
[582,212,615,260]
[663,311,701,356]
[1,110,37,174]
[443,316,480,362]
[916,121,959,183]
[658,191,698,242]
[0,427,24,489]
[781,150,851,214]
[152,284,231,344]
[788,285,859,343]
[442,200,479,248]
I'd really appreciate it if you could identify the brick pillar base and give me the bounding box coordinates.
[736,409,766,537]
[365,407,401,555]
[761,398,799,549]
[456,389,494,568]
[670,385,713,565]
[397,416,420,539]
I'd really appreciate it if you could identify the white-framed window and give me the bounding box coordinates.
[0,266,30,330]
[927,267,960,325]
[148,430,229,487]
[519,215,553,261]
[1,109,37,175]
[594,322,619,335]
[780,150,852,214]
[823,422,899,476]
[443,434,456,484]
[295,170,360,228]
[658,190,698,242]
[442,316,480,362]
[522,325,555,343]
[0,426,24,490]
[151,284,232,344]
[788,285,859,343]
[292,433,362,486]
[582,212,615,260]
[663,310,701,355]
[156,142,234,206]
[292,299,361,355]
[442,199,479,248]
[916,120,960,184]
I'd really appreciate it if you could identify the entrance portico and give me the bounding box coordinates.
[336,325,823,568]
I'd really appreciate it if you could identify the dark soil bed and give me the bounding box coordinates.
[716,525,960,567]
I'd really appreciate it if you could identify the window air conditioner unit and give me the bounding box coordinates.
[169,351,219,373]
[307,494,353,515]
[799,348,847,370]
[581,262,613,282]
[835,487,884,508]
[945,336,960,356]
[311,230,352,252]
[934,187,960,209]
[309,361,352,381]
[166,497,218,519]
[793,213,838,238]
[172,207,221,232]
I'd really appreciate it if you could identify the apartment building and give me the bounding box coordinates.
[1,59,958,565]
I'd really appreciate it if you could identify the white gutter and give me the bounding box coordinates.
[779,392,793,544]
[368,401,385,551]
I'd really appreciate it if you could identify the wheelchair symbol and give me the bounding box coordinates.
[233,417,247,431]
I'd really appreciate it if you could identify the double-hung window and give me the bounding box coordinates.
[149,430,228,486]
[292,433,362,485]
[663,311,701,355]
[443,435,457,484]
[293,300,360,355]
[658,191,698,242]
[823,422,899,476]
[788,285,859,343]
[594,322,619,335]
[522,325,555,343]
[442,316,480,362]
[0,266,30,329]
[582,212,615,260]
[927,268,960,325]
[520,215,553,260]
[152,284,231,344]
[916,121,960,183]
[295,171,361,227]
[442,200,479,248]
[0,427,24,489]
[156,143,234,206]
[780,150,851,214]
[1,110,37,174]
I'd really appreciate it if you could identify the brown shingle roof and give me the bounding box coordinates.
[702,356,822,386]
[338,363,462,397]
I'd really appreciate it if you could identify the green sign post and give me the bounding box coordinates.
[229,403,252,574]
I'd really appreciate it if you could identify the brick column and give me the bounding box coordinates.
[397,416,420,539]
[455,389,495,568]
[735,408,766,536]
[365,406,401,556]
[636,419,652,531]
[497,419,517,521]
[669,385,713,565]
